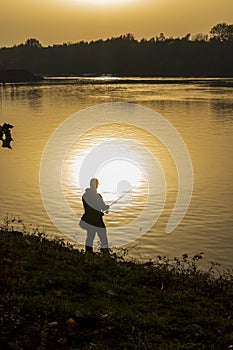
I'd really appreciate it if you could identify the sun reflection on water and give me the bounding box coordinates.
[61,122,169,229]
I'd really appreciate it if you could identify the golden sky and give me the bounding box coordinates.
[1,0,233,46]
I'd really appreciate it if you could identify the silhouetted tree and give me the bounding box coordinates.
[192,33,208,42]
[156,33,166,42]
[25,38,42,48]
[210,23,233,42]
[182,33,191,41]
[148,37,156,44]
[122,33,136,41]
[0,23,233,77]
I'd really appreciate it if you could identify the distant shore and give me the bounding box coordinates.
[1,73,233,87]
[0,69,43,83]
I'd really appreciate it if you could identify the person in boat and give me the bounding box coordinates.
[80,178,109,253]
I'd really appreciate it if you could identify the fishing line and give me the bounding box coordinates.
[105,184,137,214]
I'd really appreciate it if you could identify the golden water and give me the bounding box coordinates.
[1,78,233,267]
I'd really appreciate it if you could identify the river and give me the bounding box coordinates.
[1,77,233,269]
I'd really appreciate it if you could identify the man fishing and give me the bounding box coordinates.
[80,178,110,253]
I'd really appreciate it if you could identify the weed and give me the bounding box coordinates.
[0,228,233,349]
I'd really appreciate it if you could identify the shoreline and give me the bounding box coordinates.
[1,229,233,349]
[1,75,233,87]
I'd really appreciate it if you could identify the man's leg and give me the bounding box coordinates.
[97,228,109,253]
[85,227,96,253]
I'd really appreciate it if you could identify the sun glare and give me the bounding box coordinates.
[72,0,135,6]
[96,158,144,202]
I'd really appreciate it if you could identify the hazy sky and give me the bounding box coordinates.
[1,0,233,47]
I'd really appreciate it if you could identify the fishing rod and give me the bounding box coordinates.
[105,185,137,213]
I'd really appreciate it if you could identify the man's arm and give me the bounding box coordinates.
[98,194,109,211]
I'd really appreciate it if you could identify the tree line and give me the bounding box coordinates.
[0,23,233,77]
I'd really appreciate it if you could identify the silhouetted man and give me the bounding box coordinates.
[80,178,109,253]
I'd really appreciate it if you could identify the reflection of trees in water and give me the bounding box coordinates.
[3,86,43,112]
[26,88,43,112]
[210,99,233,134]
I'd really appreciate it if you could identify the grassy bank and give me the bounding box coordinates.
[1,229,233,350]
